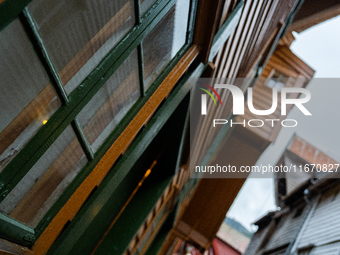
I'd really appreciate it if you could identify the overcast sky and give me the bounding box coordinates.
[227,15,340,232]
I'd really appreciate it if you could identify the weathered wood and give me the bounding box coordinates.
[218,0,232,28]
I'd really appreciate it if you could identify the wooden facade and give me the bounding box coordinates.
[169,9,315,252]
[245,136,340,255]
[0,0,326,254]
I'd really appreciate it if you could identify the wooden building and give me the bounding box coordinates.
[244,136,340,255]
[0,0,329,254]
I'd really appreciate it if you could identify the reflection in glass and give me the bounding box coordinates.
[77,50,140,152]
[28,0,135,94]
[140,0,157,16]
[267,70,289,92]
[143,0,190,90]
[0,19,61,173]
[0,125,87,228]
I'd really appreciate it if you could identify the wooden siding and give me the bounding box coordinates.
[263,205,309,253]
[297,187,340,249]
[191,7,314,174]
[233,45,314,145]
[243,222,273,255]
[290,0,340,33]
[309,241,340,255]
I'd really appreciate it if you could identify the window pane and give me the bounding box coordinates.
[0,125,87,228]
[77,49,140,152]
[0,19,61,173]
[143,0,190,90]
[267,70,289,91]
[140,0,157,16]
[28,0,135,95]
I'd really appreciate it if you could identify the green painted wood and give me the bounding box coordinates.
[71,119,94,161]
[0,0,178,202]
[33,43,191,239]
[0,0,198,244]
[92,84,192,255]
[0,0,33,32]
[138,43,146,97]
[19,9,69,105]
[93,168,173,255]
[208,0,244,62]
[91,96,193,255]
[135,0,142,25]
[186,0,198,45]
[0,213,35,247]
[45,66,196,255]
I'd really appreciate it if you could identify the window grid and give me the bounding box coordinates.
[0,0,196,244]
[71,119,95,161]
[0,0,176,195]
[19,8,69,105]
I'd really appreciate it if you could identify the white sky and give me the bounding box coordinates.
[227,15,340,232]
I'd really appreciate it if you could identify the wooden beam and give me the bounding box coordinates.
[193,0,225,63]
[290,3,340,33]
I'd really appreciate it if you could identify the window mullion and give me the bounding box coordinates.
[135,0,142,25]
[138,43,146,97]
[0,212,35,246]
[19,8,69,105]
[187,0,199,45]
[71,119,94,161]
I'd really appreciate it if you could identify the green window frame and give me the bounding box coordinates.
[0,0,198,246]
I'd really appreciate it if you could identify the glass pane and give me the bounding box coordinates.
[267,70,289,91]
[28,0,135,95]
[140,0,157,16]
[77,49,140,152]
[0,19,61,173]
[143,0,190,90]
[0,125,87,228]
